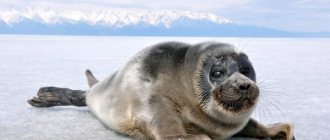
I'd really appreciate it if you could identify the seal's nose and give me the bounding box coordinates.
[239,83,250,91]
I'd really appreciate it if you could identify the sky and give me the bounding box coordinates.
[0,0,329,32]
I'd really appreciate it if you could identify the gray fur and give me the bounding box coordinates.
[28,87,86,107]
[28,41,294,140]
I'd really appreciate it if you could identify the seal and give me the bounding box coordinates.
[28,41,294,140]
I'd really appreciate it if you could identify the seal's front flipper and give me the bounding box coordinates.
[28,87,87,107]
[233,119,294,140]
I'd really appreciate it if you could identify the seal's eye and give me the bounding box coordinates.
[239,67,250,75]
[211,71,224,78]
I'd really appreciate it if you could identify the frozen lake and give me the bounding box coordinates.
[0,35,329,140]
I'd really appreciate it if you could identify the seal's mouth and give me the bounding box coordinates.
[213,86,259,112]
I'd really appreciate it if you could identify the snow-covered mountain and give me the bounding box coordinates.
[0,6,329,37]
[0,6,231,28]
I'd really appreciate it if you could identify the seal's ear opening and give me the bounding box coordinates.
[85,69,98,87]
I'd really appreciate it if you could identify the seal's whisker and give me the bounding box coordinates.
[257,79,271,87]
[261,100,273,120]
[260,92,284,120]
[265,97,282,111]
[260,95,284,114]
[257,75,284,91]
[257,101,269,120]
[259,80,290,99]
[261,90,291,99]
[257,82,280,90]
[262,92,285,103]
[258,83,279,89]
[255,100,266,120]
[254,101,263,120]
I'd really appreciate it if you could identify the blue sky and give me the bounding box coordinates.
[0,0,329,32]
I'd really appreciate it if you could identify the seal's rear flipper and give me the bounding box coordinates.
[85,69,99,87]
[28,87,86,107]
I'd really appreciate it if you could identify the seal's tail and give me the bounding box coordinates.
[85,69,99,88]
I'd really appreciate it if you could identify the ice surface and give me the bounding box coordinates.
[0,35,329,140]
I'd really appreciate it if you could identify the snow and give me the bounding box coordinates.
[0,35,329,140]
[0,6,232,27]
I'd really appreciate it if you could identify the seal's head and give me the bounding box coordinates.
[183,42,259,121]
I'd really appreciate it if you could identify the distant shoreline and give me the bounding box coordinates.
[1,34,330,38]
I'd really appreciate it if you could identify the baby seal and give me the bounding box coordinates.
[28,41,294,140]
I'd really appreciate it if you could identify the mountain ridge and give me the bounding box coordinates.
[0,6,329,37]
[0,7,232,27]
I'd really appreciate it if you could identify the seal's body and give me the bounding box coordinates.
[29,42,294,140]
